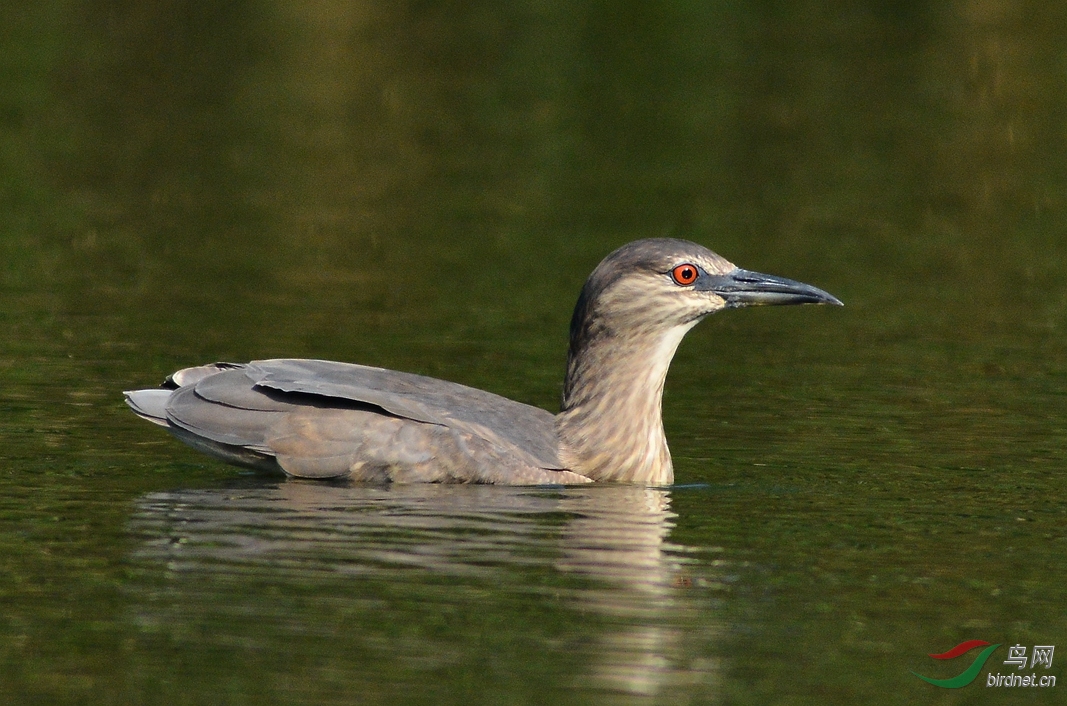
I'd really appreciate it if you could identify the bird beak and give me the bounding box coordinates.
[701,268,843,308]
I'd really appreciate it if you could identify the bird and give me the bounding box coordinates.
[125,238,842,485]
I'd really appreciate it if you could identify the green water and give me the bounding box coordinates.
[2,2,1065,703]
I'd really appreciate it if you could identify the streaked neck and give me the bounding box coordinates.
[556,322,695,484]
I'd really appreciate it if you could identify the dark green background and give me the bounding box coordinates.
[1,1,1064,703]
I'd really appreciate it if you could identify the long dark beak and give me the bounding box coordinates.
[699,268,843,308]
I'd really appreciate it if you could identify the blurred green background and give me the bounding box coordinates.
[1,1,1065,703]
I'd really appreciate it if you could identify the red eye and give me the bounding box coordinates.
[671,264,698,286]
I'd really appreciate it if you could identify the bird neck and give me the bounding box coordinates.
[556,322,695,484]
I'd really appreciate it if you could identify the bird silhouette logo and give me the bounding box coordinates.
[911,640,1001,688]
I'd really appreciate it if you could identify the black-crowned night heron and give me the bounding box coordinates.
[125,238,841,484]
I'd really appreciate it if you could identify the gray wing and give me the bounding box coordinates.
[127,360,583,484]
[245,359,564,470]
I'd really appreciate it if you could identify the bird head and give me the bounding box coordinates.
[569,238,842,346]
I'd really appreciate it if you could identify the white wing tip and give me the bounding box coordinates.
[124,389,173,427]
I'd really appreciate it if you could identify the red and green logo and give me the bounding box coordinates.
[912,640,1002,688]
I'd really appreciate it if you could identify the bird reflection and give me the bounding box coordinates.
[555,487,719,695]
[129,481,720,699]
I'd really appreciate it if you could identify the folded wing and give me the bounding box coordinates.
[128,360,581,484]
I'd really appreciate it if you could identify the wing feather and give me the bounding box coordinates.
[245,359,563,469]
[128,359,580,484]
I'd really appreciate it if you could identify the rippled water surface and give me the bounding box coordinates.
[126,484,717,702]
[1,2,1066,704]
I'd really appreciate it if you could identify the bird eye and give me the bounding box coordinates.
[671,264,699,286]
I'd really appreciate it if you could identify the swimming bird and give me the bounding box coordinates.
[125,238,841,485]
